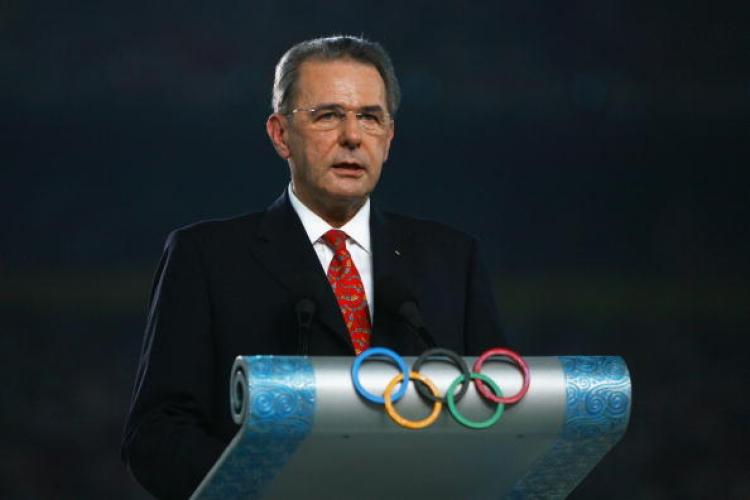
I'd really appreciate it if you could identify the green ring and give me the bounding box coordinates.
[446,372,505,429]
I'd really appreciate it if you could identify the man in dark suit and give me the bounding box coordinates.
[122,35,505,499]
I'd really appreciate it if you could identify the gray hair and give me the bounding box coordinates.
[272,35,401,116]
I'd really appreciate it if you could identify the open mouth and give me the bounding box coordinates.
[332,162,365,172]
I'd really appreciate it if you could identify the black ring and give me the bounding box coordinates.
[412,348,471,403]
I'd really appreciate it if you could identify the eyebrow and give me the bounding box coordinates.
[360,105,386,114]
[310,103,386,113]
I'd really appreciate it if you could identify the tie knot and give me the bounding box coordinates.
[322,229,348,252]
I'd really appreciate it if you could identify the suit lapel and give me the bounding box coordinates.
[248,191,352,349]
[370,205,419,352]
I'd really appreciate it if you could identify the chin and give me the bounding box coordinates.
[325,181,373,201]
[327,189,369,204]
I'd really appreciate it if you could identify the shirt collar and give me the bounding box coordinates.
[287,183,371,254]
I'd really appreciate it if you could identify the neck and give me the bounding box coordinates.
[292,186,366,228]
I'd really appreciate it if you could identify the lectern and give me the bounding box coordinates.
[192,355,630,499]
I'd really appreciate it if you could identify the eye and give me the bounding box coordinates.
[313,108,346,123]
[358,112,383,124]
[315,111,338,122]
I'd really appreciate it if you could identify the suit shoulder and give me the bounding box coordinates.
[165,211,264,248]
[383,212,477,243]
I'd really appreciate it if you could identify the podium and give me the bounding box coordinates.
[192,355,631,499]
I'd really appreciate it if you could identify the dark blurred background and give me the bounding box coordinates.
[2,1,748,498]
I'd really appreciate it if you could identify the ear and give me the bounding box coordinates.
[266,113,291,159]
[383,120,395,162]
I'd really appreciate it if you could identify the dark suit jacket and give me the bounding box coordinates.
[122,191,505,499]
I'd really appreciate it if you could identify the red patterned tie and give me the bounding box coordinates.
[322,229,371,354]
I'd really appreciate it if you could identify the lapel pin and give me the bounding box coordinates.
[394,249,401,256]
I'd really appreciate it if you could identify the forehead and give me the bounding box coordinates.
[294,58,387,108]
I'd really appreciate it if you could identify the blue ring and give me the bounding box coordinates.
[351,347,410,404]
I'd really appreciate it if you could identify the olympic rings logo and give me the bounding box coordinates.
[351,347,530,429]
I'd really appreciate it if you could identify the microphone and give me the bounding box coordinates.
[377,276,436,349]
[291,272,320,355]
[295,298,316,329]
[295,298,316,354]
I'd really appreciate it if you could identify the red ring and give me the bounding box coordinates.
[472,348,530,404]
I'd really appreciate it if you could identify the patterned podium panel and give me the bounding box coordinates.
[193,355,630,499]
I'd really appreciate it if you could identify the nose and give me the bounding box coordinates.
[338,111,362,149]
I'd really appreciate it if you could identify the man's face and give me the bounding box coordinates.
[267,59,394,215]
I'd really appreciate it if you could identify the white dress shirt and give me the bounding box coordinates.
[287,183,374,320]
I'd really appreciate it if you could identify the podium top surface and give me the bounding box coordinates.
[194,355,631,500]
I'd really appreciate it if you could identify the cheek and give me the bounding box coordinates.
[303,138,333,164]
[372,139,391,163]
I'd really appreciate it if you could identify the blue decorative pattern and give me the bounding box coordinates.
[508,356,631,499]
[195,356,316,499]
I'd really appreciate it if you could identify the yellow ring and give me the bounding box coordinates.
[383,371,443,429]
